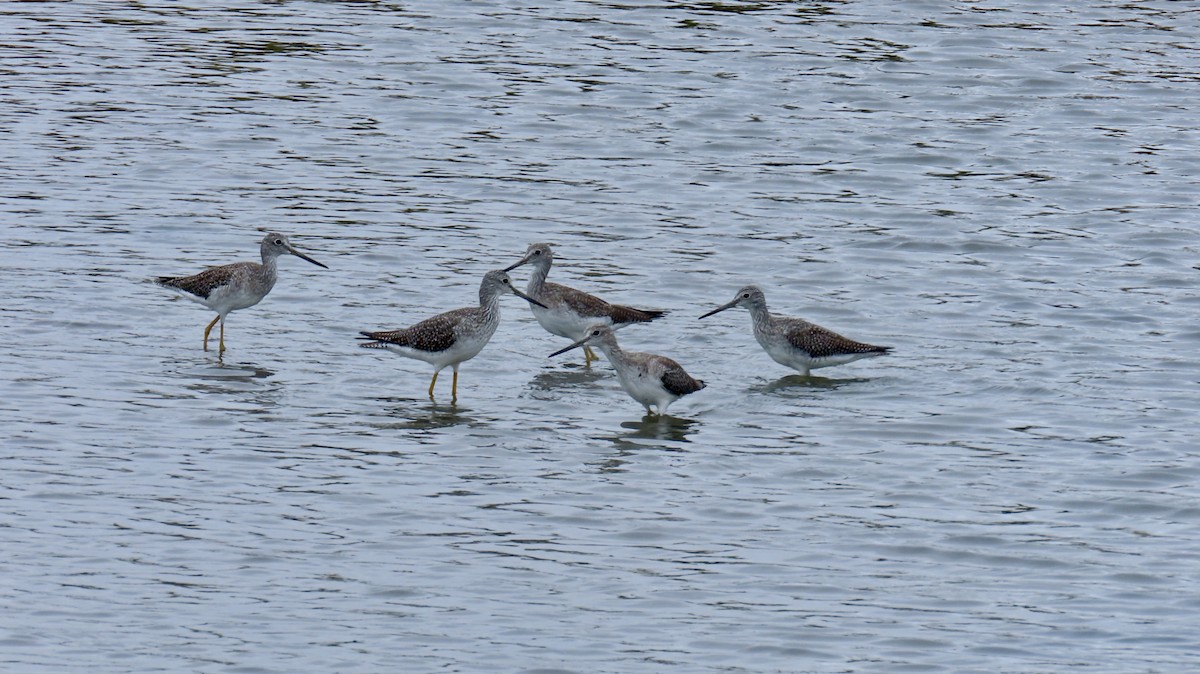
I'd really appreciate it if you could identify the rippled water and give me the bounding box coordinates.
[4,1,1200,672]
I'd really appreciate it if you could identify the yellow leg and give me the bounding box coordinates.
[202,315,220,352]
[584,345,597,363]
[218,317,226,354]
[451,368,459,403]
[428,371,439,399]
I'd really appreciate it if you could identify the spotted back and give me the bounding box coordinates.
[550,282,666,324]
[787,322,889,358]
[156,262,254,300]
[359,308,472,353]
[659,358,706,396]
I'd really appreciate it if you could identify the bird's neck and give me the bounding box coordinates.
[479,288,504,318]
[260,253,280,278]
[593,339,624,365]
[748,302,772,331]
[525,258,552,296]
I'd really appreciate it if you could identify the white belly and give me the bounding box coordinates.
[614,368,671,409]
[531,303,611,341]
[202,283,269,314]
[382,329,493,370]
[761,338,878,374]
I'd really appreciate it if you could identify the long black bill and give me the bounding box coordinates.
[503,257,529,272]
[288,245,329,269]
[549,336,590,358]
[698,301,737,319]
[512,286,548,309]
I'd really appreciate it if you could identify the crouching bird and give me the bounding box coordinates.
[550,324,705,417]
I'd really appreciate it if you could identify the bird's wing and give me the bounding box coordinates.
[786,321,887,357]
[548,282,665,324]
[157,262,253,299]
[658,357,706,396]
[359,308,470,352]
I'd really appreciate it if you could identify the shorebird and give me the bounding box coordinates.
[550,324,706,416]
[504,243,666,364]
[699,285,891,376]
[358,270,547,402]
[156,232,327,353]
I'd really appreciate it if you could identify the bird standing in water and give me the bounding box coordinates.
[156,232,327,354]
[700,285,891,376]
[358,270,547,403]
[550,324,706,416]
[504,243,666,364]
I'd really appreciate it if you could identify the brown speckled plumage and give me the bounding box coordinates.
[157,262,261,300]
[700,285,891,376]
[549,281,666,325]
[504,243,667,356]
[359,308,472,353]
[783,320,890,358]
[550,325,705,416]
[155,232,326,353]
[357,270,544,401]
[660,360,706,397]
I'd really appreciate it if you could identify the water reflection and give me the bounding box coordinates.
[618,414,702,443]
[365,396,480,431]
[8,1,1200,671]
[164,356,281,406]
[525,368,607,392]
[758,374,868,393]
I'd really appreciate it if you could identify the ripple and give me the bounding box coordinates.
[2,1,1200,673]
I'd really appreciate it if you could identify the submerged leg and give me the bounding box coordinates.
[218,317,226,354]
[202,314,221,351]
[428,371,439,399]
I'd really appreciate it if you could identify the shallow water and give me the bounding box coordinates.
[3,1,1200,672]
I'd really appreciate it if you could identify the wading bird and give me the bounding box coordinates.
[156,232,327,354]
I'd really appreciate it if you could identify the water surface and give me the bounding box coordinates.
[3,1,1199,672]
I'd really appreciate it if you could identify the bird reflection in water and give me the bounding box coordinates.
[619,414,700,443]
[592,416,698,472]
[588,417,696,470]
[168,357,282,411]
[526,366,607,393]
[366,396,478,431]
[760,374,866,393]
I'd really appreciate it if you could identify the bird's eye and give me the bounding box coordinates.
[274,239,284,245]
[502,278,510,284]
[533,249,541,255]
[742,293,750,298]
[592,329,600,336]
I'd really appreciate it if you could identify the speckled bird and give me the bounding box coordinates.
[358,270,547,402]
[550,324,706,416]
[700,285,891,376]
[504,242,666,364]
[155,232,327,354]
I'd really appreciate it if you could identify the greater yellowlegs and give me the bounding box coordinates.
[156,232,327,353]
[550,324,706,416]
[504,243,666,364]
[358,270,547,402]
[699,285,891,376]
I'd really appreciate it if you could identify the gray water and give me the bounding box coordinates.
[3,1,1200,672]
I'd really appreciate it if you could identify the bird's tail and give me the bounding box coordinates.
[357,331,391,349]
